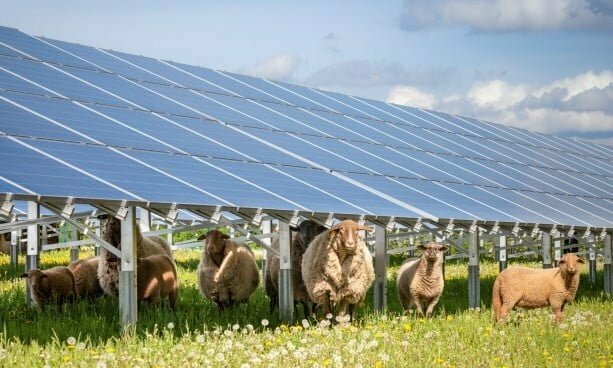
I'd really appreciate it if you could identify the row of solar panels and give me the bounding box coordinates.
[0,26,611,228]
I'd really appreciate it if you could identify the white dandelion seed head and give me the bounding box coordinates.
[167,322,175,330]
[232,324,240,331]
[76,342,86,350]
[66,336,76,346]
[326,313,333,320]
[261,319,269,327]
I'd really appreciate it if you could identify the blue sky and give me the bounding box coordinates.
[1,0,612,145]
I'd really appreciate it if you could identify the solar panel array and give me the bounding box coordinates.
[0,26,611,228]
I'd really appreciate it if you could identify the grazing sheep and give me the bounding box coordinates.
[396,242,447,317]
[0,232,8,254]
[137,254,178,309]
[265,220,326,316]
[20,266,76,309]
[97,214,173,297]
[302,220,374,321]
[197,229,259,309]
[68,256,103,299]
[492,253,584,323]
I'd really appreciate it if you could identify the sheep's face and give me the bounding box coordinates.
[98,214,122,248]
[20,270,48,296]
[330,220,369,255]
[291,220,327,253]
[199,230,230,255]
[418,242,448,262]
[558,253,584,275]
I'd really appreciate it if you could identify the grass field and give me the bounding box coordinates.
[0,248,611,367]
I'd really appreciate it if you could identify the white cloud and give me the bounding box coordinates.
[387,86,438,109]
[240,54,299,81]
[533,70,613,99]
[466,80,528,110]
[399,0,613,32]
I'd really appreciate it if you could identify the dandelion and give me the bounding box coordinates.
[326,313,333,320]
[435,357,445,364]
[380,353,390,362]
[261,319,269,327]
[302,319,310,329]
[245,324,254,332]
[96,362,107,368]
[215,352,224,362]
[167,322,175,330]
[66,336,76,346]
[76,342,86,350]
[196,334,206,343]
[240,364,250,368]
[232,323,240,331]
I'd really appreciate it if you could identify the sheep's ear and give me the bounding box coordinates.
[221,233,230,240]
[20,273,28,278]
[577,257,585,264]
[290,225,300,232]
[96,213,109,220]
[438,246,448,252]
[356,224,371,232]
[197,234,206,241]
[41,274,48,279]
[417,244,426,250]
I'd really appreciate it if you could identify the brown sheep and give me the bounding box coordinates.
[396,242,447,317]
[20,267,76,309]
[197,230,259,309]
[97,214,173,297]
[265,220,326,317]
[137,254,178,309]
[68,256,103,299]
[492,253,584,323]
[302,220,375,321]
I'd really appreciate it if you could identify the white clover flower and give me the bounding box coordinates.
[76,342,86,350]
[66,336,76,346]
[261,319,269,327]
[167,322,175,330]
[232,324,240,331]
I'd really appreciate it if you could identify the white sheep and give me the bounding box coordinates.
[265,220,326,316]
[137,254,178,309]
[492,253,584,323]
[20,266,76,309]
[301,220,374,321]
[197,229,259,309]
[68,256,103,299]
[396,242,447,317]
[97,214,173,297]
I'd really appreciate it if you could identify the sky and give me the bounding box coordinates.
[1,0,612,146]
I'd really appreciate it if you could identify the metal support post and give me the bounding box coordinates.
[261,220,272,280]
[10,230,18,267]
[278,221,293,323]
[119,207,138,327]
[468,230,480,309]
[25,202,40,304]
[498,235,507,272]
[408,235,415,257]
[541,232,552,268]
[553,230,562,264]
[70,225,79,262]
[138,208,151,233]
[604,233,612,294]
[588,234,596,285]
[373,225,387,311]
[94,219,101,256]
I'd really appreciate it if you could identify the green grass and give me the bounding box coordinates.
[0,249,611,367]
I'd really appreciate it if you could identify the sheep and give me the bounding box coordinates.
[301,220,374,321]
[137,254,178,309]
[396,242,447,317]
[97,214,173,297]
[492,253,584,324]
[68,256,104,299]
[0,232,8,254]
[197,229,259,309]
[20,266,76,309]
[265,220,326,316]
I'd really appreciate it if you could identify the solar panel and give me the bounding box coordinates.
[0,25,611,228]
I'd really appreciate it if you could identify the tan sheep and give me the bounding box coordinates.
[265,220,326,316]
[68,256,103,299]
[301,220,374,321]
[97,214,173,297]
[137,254,178,309]
[197,229,259,309]
[396,242,447,317]
[20,266,76,309]
[492,253,584,323]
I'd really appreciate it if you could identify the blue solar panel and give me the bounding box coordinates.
[0,26,610,228]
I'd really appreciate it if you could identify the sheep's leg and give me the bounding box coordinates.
[551,303,564,324]
[300,300,311,318]
[425,296,440,318]
[496,301,515,323]
[169,288,178,311]
[412,296,425,316]
[320,292,333,321]
[214,250,238,284]
[348,303,356,322]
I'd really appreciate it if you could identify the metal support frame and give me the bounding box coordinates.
[139,207,151,232]
[468,229,480,309]
[498,234,507,272]
[278,221,293,323]
[554,230,562,263]
[604,233,612,294]
[119,206,138,327]
[70,225,79,262]
[93,218,101,256]
[587,233,597,285]
[541,232,552,268]
[373,225,387,311]
[10,230,19,267]
[261,220,272,280]
[25,201,40,304]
